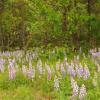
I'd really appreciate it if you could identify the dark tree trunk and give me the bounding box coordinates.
[62,5,67,33]
[87,0,92,44]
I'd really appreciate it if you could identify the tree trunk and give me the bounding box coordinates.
[62,5,67,33]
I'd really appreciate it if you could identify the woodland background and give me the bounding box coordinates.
[0,0,100,51]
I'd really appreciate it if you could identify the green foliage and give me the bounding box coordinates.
[0,0,100,50]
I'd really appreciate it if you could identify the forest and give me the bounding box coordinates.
[0,0,100,100]
[0,0,100,50]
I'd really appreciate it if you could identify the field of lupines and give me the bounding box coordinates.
[0,48,100,100]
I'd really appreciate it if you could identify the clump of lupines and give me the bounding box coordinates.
[22,62,35,79]
[79,84,87,100]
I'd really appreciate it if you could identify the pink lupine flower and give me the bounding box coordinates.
[45,63,52,80]
[79,84,87,100]
[8,60,16,80]
[70,77,79,99]
[83,64,90,80]
[47,70,51,80]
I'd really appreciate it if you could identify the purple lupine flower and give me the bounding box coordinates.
[46,64,52,81]
[83,64,90,80]
[79,84,87,100]
[8,60,16,80]
[70,77,79,99]
[60,63,66,76]
[54,75,59,91]
[0,59,5,73]
[76,64,84,78]
[68,65,76,77]
[91,52,100,58]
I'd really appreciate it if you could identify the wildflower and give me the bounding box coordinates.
[77,64,84,78]
[79,84,87,100]
[68,65,76,77]
[83,64,90,80]
[60,63,66,76]
[8,60,16,80]
[47,67,51,80]
[70,77,79,99]
[0,59,5,73]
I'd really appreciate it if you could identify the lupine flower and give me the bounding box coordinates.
[83,64,90,80]
[8,60,16,80]
[91,52,100,58]
[60,63,66,76]
[68,65,76,77]
[46,64,52,80]
[0,59,5,73]
[79,84,87,100]
[54,75,59,91]
[70,77,79,99]
[76,64,84,78]
[47,67,51,80]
